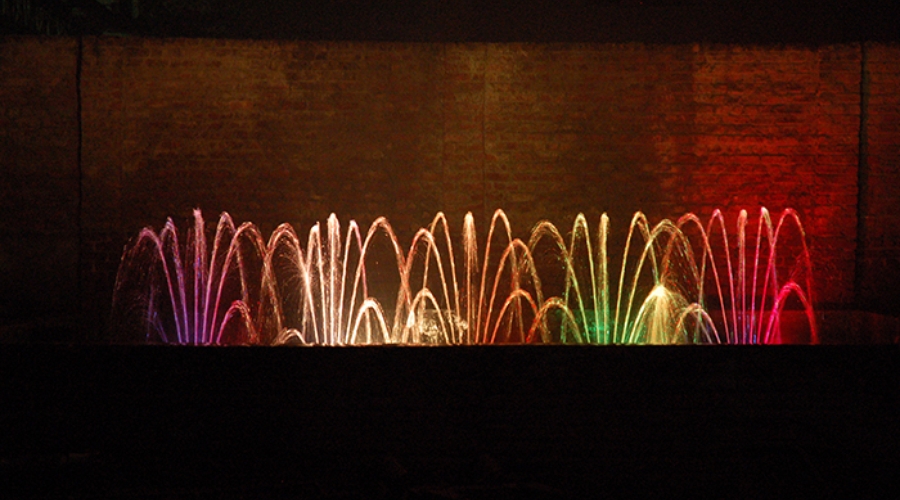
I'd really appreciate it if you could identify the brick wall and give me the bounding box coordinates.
[684,45,861,307]
[79,39,453,334]
[82,39,450,234]
[2,37,898,338]
[0,37,79,337]
[858,43,900,313]
[480,44,691,236]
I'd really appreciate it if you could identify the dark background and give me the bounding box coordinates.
[2,344,898,498]
[4,1,900,44]
[3,0,900,342]
[1,2,899,498]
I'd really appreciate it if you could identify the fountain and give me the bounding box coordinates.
[111,208,816,345]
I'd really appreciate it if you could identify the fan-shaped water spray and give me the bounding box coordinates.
[111,208,816,345]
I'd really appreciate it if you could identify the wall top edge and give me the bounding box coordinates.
[2,35,885,51]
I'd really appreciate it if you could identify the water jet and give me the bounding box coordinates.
[112,207,816,344]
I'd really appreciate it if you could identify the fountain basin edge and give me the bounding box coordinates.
[1,341,897,497]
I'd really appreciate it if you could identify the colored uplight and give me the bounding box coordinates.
[111,208,816,345]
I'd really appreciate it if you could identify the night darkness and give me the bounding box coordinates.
[2,1,899,498]
[3,1,899,43]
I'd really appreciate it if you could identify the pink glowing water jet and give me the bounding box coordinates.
[111,208,816,345]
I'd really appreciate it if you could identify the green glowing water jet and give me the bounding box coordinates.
[111,208,816,345]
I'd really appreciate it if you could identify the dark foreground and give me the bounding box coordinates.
[2,344,897,498]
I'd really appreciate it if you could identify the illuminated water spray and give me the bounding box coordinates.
[111,208,816,345]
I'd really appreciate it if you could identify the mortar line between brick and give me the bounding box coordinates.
[76,35,84,340]
[480,46,487,228]
[440,45,446,213]
[854,42,870,307]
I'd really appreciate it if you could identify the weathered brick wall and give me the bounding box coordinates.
[5,37,897,338]
[0,37,79,336]
[858,43,900,313]
[78,38,863,331]
[684,45,861,307]
[479,44,691,236]
[80,39,452,333]
[83,39,449,235]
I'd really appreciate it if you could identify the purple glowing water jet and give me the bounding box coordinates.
[111,208,816,345]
